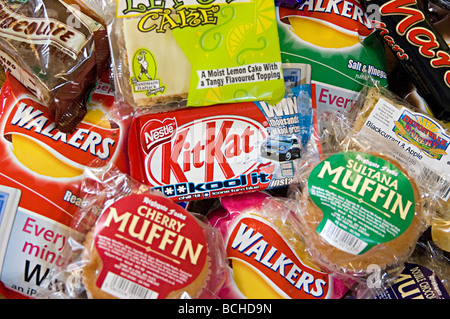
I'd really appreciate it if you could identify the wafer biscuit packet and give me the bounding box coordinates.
[104,0,285,110]
[0,0,110,133]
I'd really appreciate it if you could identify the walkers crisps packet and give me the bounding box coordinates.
[106,0,285,109]
[275,0,388,136]
[0,73,129,299]
[207,192,350,299]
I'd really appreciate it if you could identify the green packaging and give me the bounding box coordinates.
[108,0,285,109]
[308,151,415,255]
[275,1,388,120]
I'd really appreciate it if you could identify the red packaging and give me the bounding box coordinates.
[0,73,129,298]
[128,96,313,202]
[207,192,350,299]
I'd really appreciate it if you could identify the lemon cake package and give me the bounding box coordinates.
[275,0,388,138]
[0,73,130,299]
[105,0,285,109]
[206,192,351,299]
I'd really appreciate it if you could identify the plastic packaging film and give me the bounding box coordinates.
[0,0,448,301]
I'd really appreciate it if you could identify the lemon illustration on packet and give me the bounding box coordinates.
[108,0,284,109]
[171,0,285,107]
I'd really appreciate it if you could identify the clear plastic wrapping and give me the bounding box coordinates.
[354,230,450,299]
[290,78,448,286]
[0,0,110,133]
[39,163,228,299]
[206,191,350,299]
[103,0,286,110]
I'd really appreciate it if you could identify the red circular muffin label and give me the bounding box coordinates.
[92,193,207,299]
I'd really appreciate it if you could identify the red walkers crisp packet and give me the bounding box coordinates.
[0,73,129,299]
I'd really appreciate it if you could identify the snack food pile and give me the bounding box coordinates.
[0,0,448,300]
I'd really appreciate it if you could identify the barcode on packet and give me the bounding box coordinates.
[421,167,450,202]
[320,220,367,255]
[101,272,158,299]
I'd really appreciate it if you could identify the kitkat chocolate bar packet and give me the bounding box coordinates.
[127,78,317,202]
[0,0,110,133]
[105,0,285,109]
[0,73,129,299]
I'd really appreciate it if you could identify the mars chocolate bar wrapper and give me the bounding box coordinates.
[128,83,315,202]
[364,0,450,121]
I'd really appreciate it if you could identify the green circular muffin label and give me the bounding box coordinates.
[308,151,415,255]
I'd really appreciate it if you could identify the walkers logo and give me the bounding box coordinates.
[227,216,330,299]
[2,96,120,178]
[394,110,449,160]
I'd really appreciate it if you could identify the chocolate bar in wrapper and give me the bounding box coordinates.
[128,83,315,202]
[275,0,307,9]
[364,0,450,121]
[0,0,109,133]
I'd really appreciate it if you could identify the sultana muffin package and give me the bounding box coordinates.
[289,79,449,287]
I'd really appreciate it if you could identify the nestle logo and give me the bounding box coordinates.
[141,118,177,154]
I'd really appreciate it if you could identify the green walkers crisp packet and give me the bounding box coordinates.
[308,151,415,255]
[275,1,388,128]
[108,0,285,109]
